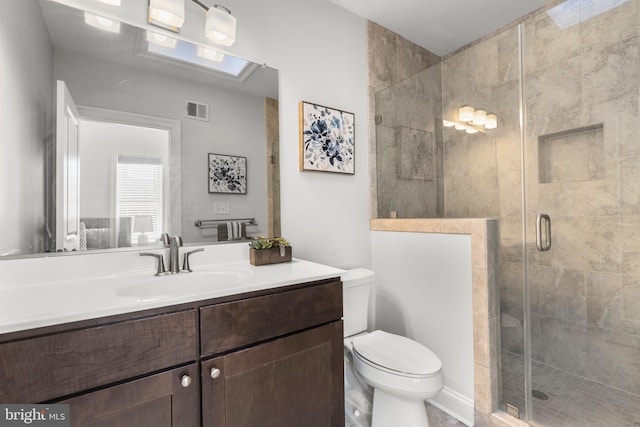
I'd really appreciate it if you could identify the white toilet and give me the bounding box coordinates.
[342,268,444,427]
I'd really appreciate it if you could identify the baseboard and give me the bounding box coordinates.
[428,386,475,426]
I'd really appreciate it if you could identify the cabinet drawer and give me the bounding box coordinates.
[200,279,342,356]
[0,310,197,403]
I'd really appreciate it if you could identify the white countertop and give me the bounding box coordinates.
[0,244,344,335]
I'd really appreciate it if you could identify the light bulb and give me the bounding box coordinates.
[84,12,120,33]
[205,5,237,46]
[146,31,177,48]
[459,106,474,122]
[472,109,486,126]
[485,114,498,129]
[149,0,185,28]
[197,46,224,62]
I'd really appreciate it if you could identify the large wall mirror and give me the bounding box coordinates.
[0,0,279,258]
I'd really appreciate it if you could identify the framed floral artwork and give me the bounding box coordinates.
[208,153,247,194]
[299,101,355,174]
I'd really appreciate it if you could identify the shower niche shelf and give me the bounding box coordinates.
[538,123,604,184]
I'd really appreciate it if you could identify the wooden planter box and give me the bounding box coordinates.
[249,247,292,266]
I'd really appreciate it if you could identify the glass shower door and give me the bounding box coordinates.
[522,0,640,424]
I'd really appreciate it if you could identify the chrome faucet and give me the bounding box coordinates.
[159,233,171,246]
[168,236,183,273]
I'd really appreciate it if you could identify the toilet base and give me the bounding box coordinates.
[372,389,430,427]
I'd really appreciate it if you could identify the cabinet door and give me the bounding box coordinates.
[202,321,344,427]
[61,364,198,427]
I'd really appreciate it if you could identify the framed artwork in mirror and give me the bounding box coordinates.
[299,101,355,174]
[208,153,247,194]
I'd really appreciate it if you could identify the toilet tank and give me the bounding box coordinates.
[341,268,375,337]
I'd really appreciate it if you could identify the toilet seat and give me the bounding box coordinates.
[352,330,441,378]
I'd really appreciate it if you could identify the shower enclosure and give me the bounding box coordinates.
[373,0,640,425]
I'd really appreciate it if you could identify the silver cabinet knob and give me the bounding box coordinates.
[210,367,221,379]
[180,374,192,388]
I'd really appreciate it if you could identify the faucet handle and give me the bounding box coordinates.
[140,252,166,276]
[182,248,204,272]
[172,235,183,246]
[159,233,171,246]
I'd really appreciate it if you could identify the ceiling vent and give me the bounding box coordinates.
[185,99,209,121]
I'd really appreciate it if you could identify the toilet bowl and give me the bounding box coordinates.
[342,269,444,427]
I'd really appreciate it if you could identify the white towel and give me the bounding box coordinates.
[227,221,242,240]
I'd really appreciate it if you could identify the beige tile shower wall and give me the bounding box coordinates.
[367,22,443,219]
[370,218,499,425]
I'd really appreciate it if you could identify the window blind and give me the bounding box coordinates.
[116,156,163,244]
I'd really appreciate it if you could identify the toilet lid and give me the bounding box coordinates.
[352,330,441,376]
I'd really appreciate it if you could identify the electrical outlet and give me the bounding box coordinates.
[214,202,230,214]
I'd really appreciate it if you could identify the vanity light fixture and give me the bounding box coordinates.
[149,0,186,30]
[442,120,455,127]
[96,0,121,5]
[84,12,121,33]
[146,30,178,48]
[197,45,224,62]
[149,0,237,47]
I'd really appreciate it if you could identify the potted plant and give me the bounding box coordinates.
[248,237,292,266]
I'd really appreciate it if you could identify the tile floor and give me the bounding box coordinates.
[344,402,466,427]
[501,351,640,427]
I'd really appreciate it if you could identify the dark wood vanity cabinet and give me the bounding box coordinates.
[0,277,344,427]
[200,279,345,427]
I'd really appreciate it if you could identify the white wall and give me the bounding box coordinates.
[78,121,169,218]
[0,1,53,255]
[236,0,371,269]
[371,231,475,425]
[54,0,371,269]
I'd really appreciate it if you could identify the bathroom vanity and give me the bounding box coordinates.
[0,248,345,426]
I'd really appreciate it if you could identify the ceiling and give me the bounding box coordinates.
[326,0,545,56]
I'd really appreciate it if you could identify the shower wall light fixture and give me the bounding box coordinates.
[443,106,498,133]
[149,0,236,47]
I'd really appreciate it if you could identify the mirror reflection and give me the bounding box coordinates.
[1,0,279,258]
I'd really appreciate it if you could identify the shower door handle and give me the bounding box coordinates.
[536,214,551,251]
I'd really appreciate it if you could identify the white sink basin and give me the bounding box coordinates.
[116,266,254,300]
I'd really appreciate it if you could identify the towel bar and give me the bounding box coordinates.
[194,218,258,230]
